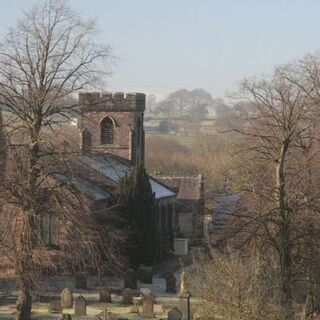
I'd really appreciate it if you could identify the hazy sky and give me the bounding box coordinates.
[0,0,319,99]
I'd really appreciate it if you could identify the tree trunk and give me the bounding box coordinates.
[279,222,294,320]
[16,248,33,320]
[276,143,294,320]
[16,287,32,320]
[15,215,35,320]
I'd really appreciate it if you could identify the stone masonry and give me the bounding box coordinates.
[78,92,145,166]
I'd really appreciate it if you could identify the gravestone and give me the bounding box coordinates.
[124,269,137,290]
[142,294,155,318]
[100,288,111,303]
[179,292,191,320]
[165,273,176,293]
[168,308,182,320]
[75,272,87,289]
[75,295,87,316]
[137,265,153,284]
[122,288,134,305]
[50,301,62,314]
[61,288,73,308]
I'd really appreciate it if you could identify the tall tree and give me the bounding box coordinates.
[228,65,318,319]
[0,1,113,319]
[116,165,157,267]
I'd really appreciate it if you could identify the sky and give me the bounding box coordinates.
[0,0,319,99]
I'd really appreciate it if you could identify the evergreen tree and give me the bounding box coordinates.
[116,165,157,267]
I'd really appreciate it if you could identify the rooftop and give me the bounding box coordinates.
[155,175,204,200]
[76,154,176,200]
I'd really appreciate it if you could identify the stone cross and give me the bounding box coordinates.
[178,269,191,320]
[142,294,155,318]
[168,308,182,320]
[74,295,87,316]
[122,288,134,305]
[179,271,188,295]
[61,288,73,309]
[99,288,111,303]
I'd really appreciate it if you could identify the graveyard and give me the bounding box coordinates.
[0,268,197,320]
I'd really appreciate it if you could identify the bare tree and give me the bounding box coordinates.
[220,65,320,319]
[192,249,282,320]
[0,1,118,319]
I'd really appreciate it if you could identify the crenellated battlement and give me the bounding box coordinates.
[79,92,146,112]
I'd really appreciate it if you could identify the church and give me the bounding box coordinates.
[0,91,205,271]
[71,92,177,262]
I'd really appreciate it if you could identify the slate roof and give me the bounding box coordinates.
[155,175,203,200]
[54,174,110,201]
[76,154,176,200]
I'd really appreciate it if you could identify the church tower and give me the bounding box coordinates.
[78,92,145,166]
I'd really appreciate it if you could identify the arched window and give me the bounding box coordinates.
[100,117,115,145]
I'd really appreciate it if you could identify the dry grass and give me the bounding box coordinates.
[145,132,240,190]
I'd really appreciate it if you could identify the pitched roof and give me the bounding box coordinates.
[54,173,111,201]
[155,175,204,200]
[76,154,176,200]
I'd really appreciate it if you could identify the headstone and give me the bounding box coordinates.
[50,301,63,314]
[137,265,153,284]
[58,314,72,320]
[168,308,182,320]
[122,288,135,305]
[75,272,87,289]
[142,294,155,318]
[164,273,176,293]
[124,269,137,290]
[179,292,191,320]
[99,288,111,303]
[154,304,164,314]
[61,288,73,308]
[75,295,87,316]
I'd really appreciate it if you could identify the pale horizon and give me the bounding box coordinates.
[1,0,320,99]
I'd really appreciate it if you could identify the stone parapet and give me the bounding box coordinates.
[79,92,146,112]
